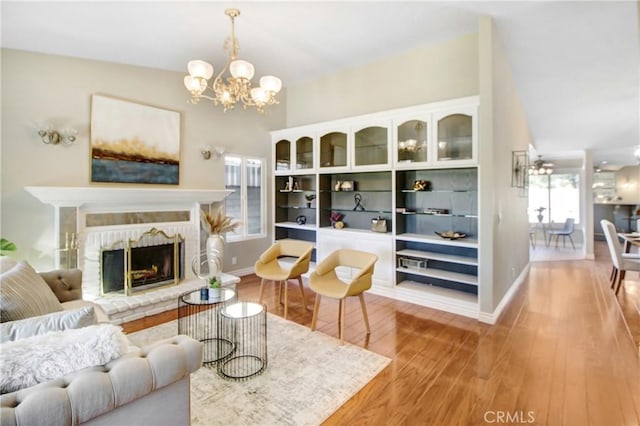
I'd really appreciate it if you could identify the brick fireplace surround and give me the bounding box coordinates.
[25,186,239,324]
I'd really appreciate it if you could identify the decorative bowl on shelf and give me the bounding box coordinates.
[435,231,467,240]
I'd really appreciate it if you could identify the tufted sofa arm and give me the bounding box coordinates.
[0,335,203,426]
[39,269,83,303]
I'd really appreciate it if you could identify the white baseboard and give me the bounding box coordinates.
[228,266,255,277]
[478,263,530,325]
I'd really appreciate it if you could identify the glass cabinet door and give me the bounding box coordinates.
[397,119,428,165]
[275,139,291,172]
[435,113,473,162]
[354,126,388,167]
[319,131,348,169]
[295,136,314,170]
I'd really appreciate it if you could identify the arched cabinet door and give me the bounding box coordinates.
[274,138,292,173]
[295,136,314,171]
[394,117,430,168]
[352,122,391,170]
[319,130,349,171]
[432,105,477,166]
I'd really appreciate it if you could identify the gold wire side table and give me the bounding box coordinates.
[217,301,267,381]
[178,287,237,366]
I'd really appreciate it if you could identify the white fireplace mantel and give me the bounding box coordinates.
[25,186,233,208]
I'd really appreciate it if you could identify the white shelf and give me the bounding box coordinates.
[274,222,317,231]
[396,266,478,286]
[396,280,478,303]
[396,249,478,266]
[396,233,478,248]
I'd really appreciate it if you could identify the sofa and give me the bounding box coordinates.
[0,258,203,425]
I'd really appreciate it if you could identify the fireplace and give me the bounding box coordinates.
[100,228,185,295]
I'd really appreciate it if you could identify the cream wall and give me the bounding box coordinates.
[1,48,286,272]
[286,33,478,127]
[478,17,532,314]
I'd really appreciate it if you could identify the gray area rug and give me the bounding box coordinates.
[128,314,390,425]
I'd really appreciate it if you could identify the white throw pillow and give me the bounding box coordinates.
[0,323,130,394]
[0,261,64,322]
[0,306,97,343]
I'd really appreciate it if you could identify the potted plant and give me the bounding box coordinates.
[208,276,222,298]
[201,208,241,267]
[304,193,316,208]
[535,207,546,223]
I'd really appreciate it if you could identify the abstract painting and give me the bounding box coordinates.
[90,94,181,185]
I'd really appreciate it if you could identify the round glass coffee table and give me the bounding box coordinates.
[178,287,237,366]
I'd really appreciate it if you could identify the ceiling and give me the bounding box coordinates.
[2,1,638,169]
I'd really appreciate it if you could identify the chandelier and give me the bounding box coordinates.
[183,9,281,113]
[529,155,554,175]
[398,122,426,152]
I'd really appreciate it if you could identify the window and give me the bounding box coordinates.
[224,155,265,240]
[528,173,580,224]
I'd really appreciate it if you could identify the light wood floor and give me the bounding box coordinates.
[123,241,640,425]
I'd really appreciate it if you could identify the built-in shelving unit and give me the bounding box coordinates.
[271,96,480,319]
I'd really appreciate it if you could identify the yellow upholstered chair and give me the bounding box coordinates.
[309,249,378,344]
[255,239,314,319]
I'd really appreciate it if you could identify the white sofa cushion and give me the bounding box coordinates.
[0,261,64,322]
[0,306,97,343]
[0,323,129,394]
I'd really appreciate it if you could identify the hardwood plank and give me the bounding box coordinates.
[121,241,640,425]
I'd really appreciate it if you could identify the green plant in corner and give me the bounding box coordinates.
[0,238,17,256]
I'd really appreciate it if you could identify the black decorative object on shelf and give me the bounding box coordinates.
[296,215,307,225]
[353,193,365,211]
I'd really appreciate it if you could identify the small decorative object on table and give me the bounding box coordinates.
[435,231,467,240]
[413,180,430,191]
[209,276,222,299]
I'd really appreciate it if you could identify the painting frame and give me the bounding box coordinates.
[90,94,181,185]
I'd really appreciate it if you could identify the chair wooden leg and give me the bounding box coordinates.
[284,280,289,319]
[615,270,626,295]
[611,268,618,289]
[278,281,283,304]
[259,278,266,303]
[609,266,615,283]
[339,299,346,345]
[311,295,321,331]
[297,276,309,310]
[358,293,371,335]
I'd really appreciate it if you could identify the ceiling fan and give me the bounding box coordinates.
[529,155,554,175]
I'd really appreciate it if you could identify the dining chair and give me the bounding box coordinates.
[546,218,576,249]
[600,219,640,295]
[255,239,314,319]
[309,249,378,344]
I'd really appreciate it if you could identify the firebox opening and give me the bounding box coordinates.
[101,240,185,295]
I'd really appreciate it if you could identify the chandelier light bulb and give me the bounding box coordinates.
[229,59,255,80]
[184,76,206,95]
[251,87,269,103]
[187,60,214,80]
[260,76,282,93]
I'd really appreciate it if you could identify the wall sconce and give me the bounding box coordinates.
[201,145,225,160]
[38,126,78,146]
